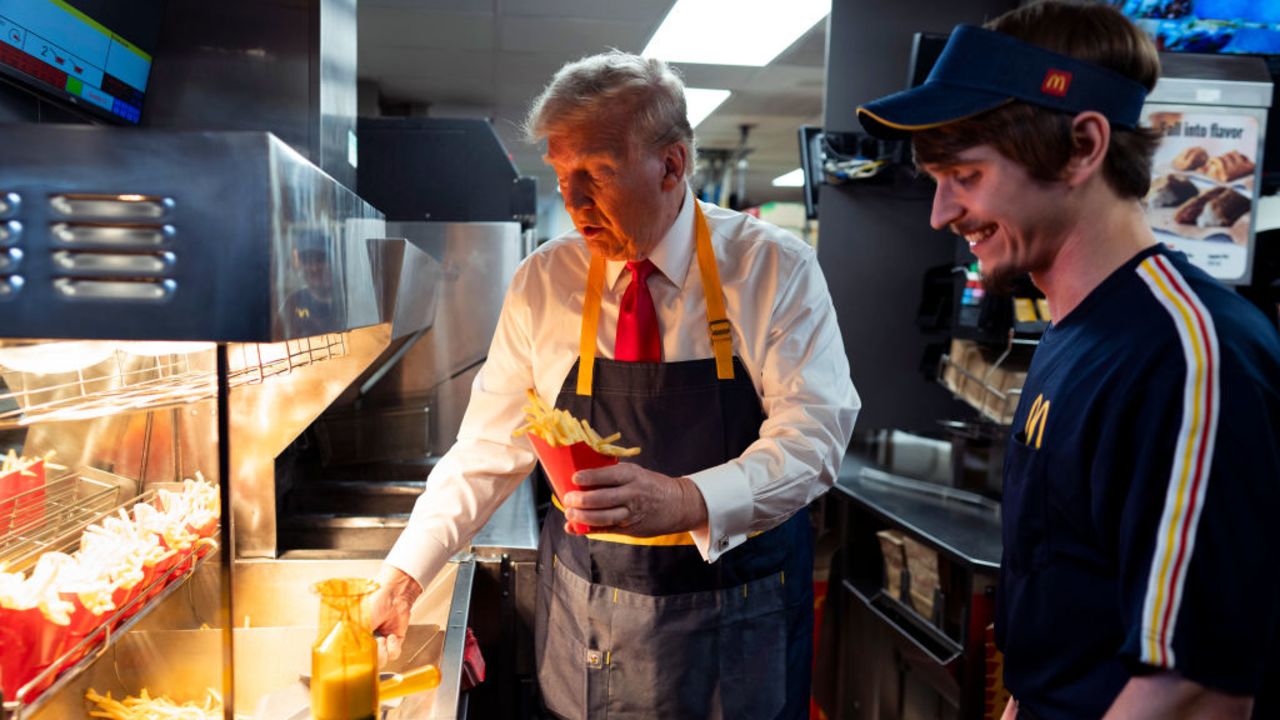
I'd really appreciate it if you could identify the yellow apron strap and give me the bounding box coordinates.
[693,202,735,380]
[575,198,734,396]
[576,253,606,396]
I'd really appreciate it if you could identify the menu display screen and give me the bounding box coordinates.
[1111,1,1280,55]
[0,0,151,123]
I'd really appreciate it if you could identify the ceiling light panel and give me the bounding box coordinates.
[644,0,831,66]
[772,168,805,187]
[685,88,731,128]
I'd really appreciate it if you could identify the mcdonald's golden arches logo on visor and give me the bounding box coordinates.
[1024,393,1050,449]
[1041,69,1072,97]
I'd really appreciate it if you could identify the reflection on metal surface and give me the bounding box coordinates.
[0,221,21,246]
[8,402,220,494]
[50,223,173,247]
[1,127,389,341]
[230,324,392,558]
[425,558,474,720]
[376,239,442,341]
[357,222,522,456]
[0,248,21,272]
[52,278,175,301]
[0,276,21,298]
[48,194,174,219]
[0,192,21,216]
[51,251,174,274]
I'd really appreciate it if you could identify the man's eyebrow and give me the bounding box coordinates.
[920,158,977,174]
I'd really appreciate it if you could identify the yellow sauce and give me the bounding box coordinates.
[311,656,377,720]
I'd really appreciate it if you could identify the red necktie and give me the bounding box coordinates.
[615,259,661,362]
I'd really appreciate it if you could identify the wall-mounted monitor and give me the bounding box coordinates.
[1111,1,1280,55]
[0,0,155,124]
[797,125,823,221]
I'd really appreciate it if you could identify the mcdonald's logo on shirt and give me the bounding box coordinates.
[1024,393,1050,449]
[1041,69,1072,97]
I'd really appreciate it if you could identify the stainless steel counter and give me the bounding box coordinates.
[471,477,539,556]
[834,454,1002,569]
[25,558,474,720]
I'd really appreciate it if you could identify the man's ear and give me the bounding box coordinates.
[1064,111,1110,188]
[660,142,689,190]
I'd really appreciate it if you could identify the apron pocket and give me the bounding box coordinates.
[718,575,789,720]
[604,590,719,719]
[537,567,607,719]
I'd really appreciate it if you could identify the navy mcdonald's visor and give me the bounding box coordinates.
[857,25,1149,139]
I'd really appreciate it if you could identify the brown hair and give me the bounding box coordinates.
[914,1,1162,199]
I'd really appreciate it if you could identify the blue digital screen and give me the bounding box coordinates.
[0,0,151,124]
[1113,0,1280,55]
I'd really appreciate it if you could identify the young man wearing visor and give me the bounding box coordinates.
[858,3,1280,718]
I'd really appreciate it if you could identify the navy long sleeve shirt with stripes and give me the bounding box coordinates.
[996,244,1280,719]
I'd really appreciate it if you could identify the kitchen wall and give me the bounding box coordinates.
[819,0,1017,435]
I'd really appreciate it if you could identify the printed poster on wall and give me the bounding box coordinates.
[1143,108,1258,282]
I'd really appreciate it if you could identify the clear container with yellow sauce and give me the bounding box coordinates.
[311,577,379,720]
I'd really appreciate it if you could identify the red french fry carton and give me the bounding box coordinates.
[0,458,45,535]
[187,516,218,540]
[53,593,111,674]
[527,433,617,535]
[0,605,70,699]
[142,548,179,600]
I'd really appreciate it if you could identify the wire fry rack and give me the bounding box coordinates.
[0,334,347,429]
[936,334,1036,427]
[0,471,221,717]
[0,470,120,573]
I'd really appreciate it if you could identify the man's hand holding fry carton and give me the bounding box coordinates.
[516,389,707,538]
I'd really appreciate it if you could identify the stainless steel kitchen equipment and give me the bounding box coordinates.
[272,117,534,554]
[0,124,476,719]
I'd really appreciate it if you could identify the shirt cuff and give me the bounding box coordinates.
[384,530,452,592]
[687,463,753,562]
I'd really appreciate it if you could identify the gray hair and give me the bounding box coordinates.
[523,50,696,176]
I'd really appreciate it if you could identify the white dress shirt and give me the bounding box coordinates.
[386,188,860,589]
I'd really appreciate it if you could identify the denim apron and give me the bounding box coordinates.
[534,203,814,719]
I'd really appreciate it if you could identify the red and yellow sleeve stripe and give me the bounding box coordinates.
[1133,255,1221,669]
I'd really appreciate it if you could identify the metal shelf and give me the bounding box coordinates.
[0,469,120,573]
[937,333,1037,427]
[0,473,220,717]
[2,536,219,719]
[0,335,346,429]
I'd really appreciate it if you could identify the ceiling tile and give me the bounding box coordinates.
[773,18,828,68]
[360,7,495,50]
[362,0,493,14]
[356,0,829,207]
[498,16,652,55]
[503,0,675,23]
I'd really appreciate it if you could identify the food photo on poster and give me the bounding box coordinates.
[1143,109,1260,279]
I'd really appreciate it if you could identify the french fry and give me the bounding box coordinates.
[0,449,62,475]
[513,389,640,457]
[86,686,223,719]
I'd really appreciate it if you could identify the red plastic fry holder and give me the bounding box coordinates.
[526,433,617,534]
